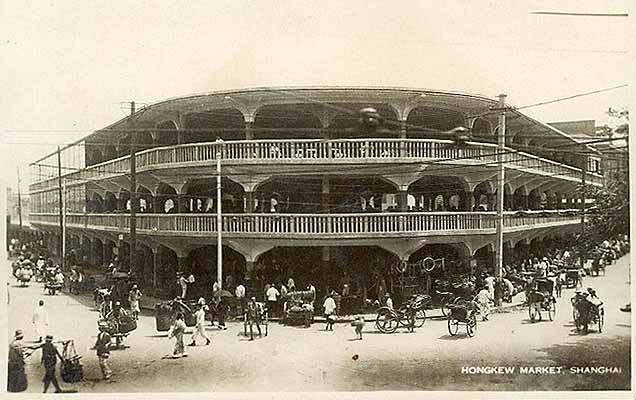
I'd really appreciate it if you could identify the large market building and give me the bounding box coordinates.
[27,87,603,300]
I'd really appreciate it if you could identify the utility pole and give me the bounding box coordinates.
[57,146,65,271]
[494,93,507,306]
[216,139,223,290]
[579,166,587,269]
[16,168,22,235]
[129,101,138,278]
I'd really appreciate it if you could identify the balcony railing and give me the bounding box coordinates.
[30,210,581,237]
[29,138,603,192]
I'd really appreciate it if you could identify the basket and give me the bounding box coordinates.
[61,341,83,383]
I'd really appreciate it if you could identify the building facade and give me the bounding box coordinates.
[28,87,603,299]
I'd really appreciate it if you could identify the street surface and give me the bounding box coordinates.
[7,254,631,392]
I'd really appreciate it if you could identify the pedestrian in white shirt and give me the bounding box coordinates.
[484,275,496,300]
[266,284,280,317]
[476,287,491,321]
[235,283,246,315]
[32,300,49,342]
[323,292,337,331]
[188,304,211,346]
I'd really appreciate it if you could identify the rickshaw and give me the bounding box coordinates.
[283,291,314,327]
[375,294,430,333]
[564,268,581,288]
[571,289,604,334]
[447,298,478,337]
[528,278,556,322]
[98,308,138,348]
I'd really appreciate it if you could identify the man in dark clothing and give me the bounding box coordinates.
[8,330,28,392]
[94,324,112,380]
[40,335,64,393]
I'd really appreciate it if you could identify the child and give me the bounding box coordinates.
[351,315,365,340]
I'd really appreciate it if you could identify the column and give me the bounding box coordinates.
[397,190,409,212]
[177,256,189,274]
[399,119,407,157]
[245,121,254,140]
[245,191,255,213]
[488,193,496,211]
[321,176,330,212]
[245,261,255,282]
[463,191,475,211]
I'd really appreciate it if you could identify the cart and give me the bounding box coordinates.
[528,278,556,322]
[571,292,604,334]
[375,294,430,333]
[283,291,314,327]
[447,299,478,337]
[44,281,63,295]
[564,268,581,289]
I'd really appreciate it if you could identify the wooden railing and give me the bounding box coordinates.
[29,138,603,192]
[30,210,581,236]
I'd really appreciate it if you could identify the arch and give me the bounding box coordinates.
[104,192,117,212]
[513,186,528,210]
[88,192,104,213]
[183,108,245,143]
[183,177,245,213]
[472,118,492,137]
[405,106,465,139]
[137,185,154,213]
[473,180,495,211]
[155,120,178,147]
[136,131,154,152]
[328,104,399,138]
[102,143,117,163]
[156,183,178,213]
[254,104,323,140]
[408,175,467,211]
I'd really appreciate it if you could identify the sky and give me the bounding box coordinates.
[0,0,632,192]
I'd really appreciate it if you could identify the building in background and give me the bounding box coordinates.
[26,87,604,301]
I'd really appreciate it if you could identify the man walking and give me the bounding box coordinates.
[94,324,112,380]
[168,313,187,358]
[189,304,211,346]
[32,300,49,342]
[323,291,337,331]
[40,335,63,393]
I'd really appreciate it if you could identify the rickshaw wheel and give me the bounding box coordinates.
[376,309,398,334]
[528,305,537,322]
[466,314,477,337]
[447,318,459,336]
[413,309,426,328]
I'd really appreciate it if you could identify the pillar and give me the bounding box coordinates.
[245,191,255,213]
[321,176,330,212]
[399,120,407,157]
[245,121,254,140]
[487,193,496,211]
[397,190,409,212]
[463,191,475,211]
[245,261,255,282]
[152,246,160,295]
[177,256,189,274]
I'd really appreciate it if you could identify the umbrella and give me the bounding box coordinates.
[213,289,233,298]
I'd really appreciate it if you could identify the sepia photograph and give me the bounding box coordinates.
[1,0,632,396]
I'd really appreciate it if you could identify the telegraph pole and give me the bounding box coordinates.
[16,168,23,234]
[494,93,507,306]
[216,139,223,290]
[579,166,587,269]
[129,101,138,277]
[57,146,65,271]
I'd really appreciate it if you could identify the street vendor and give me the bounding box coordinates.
[8,330,28,392]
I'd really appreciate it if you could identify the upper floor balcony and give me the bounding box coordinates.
[30,210,581,240]
[29,138,603,193]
